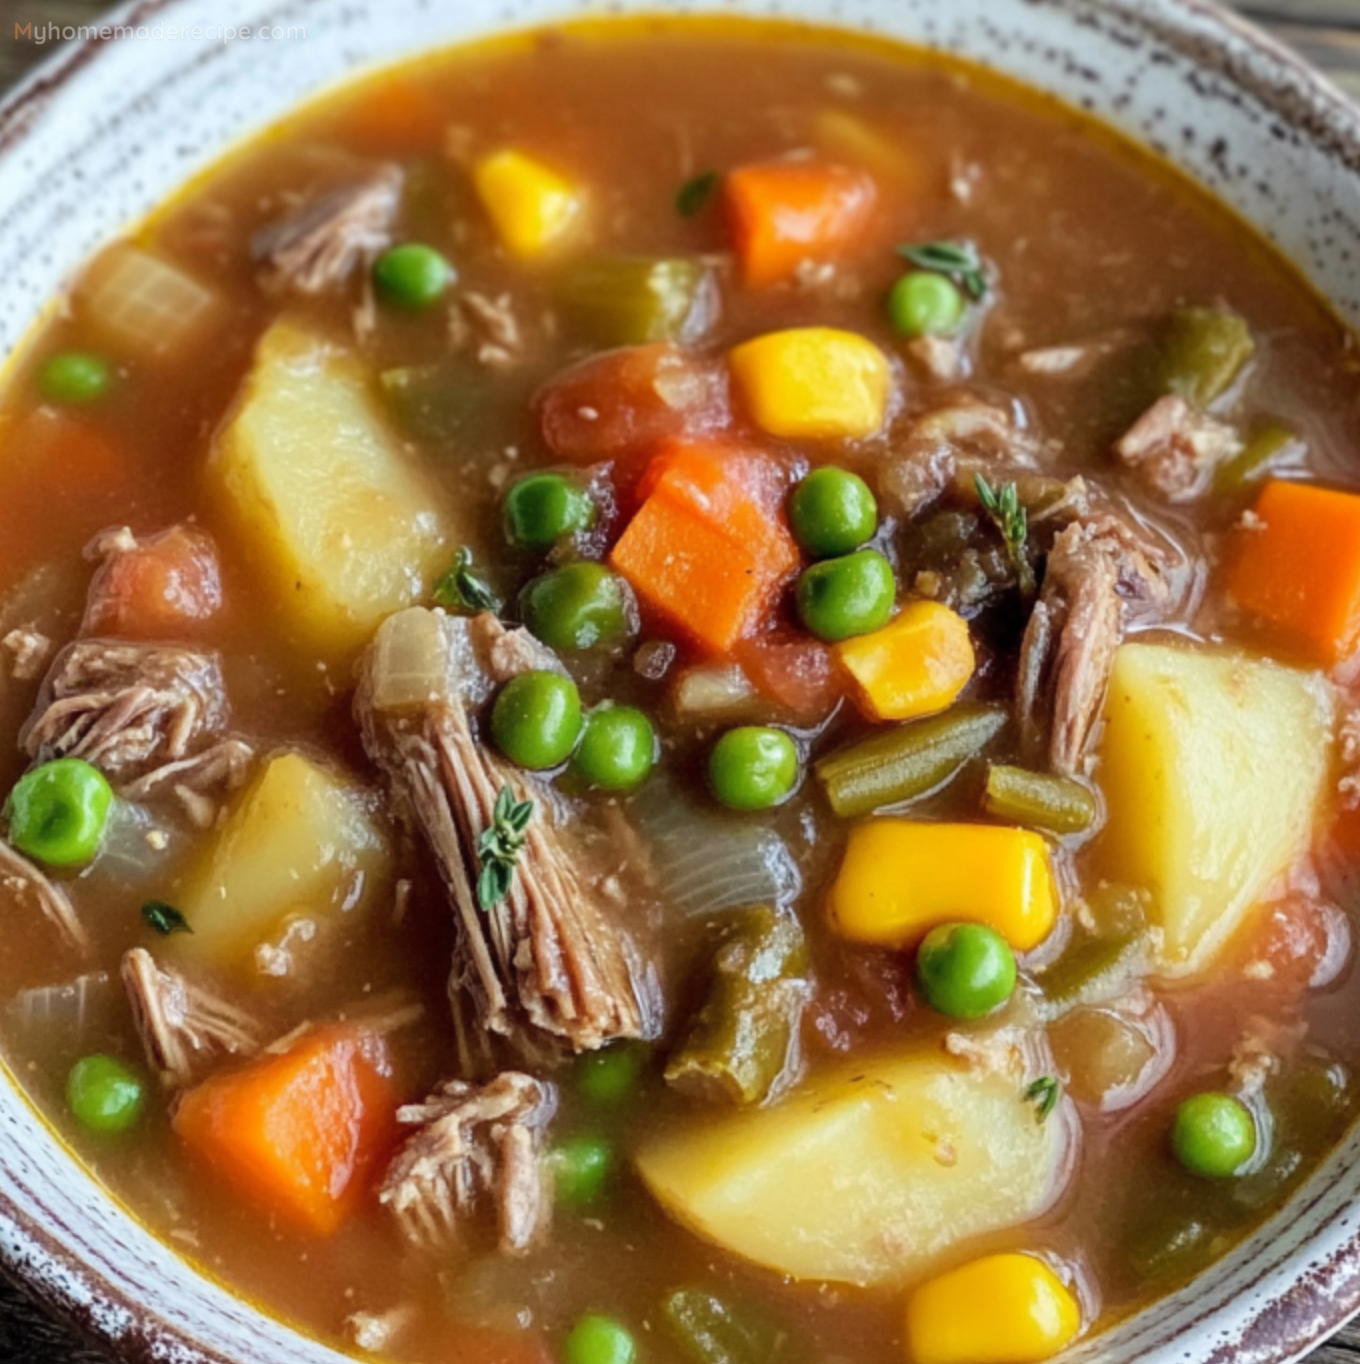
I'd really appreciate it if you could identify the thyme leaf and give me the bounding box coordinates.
[1024,1074,1061,1123]
[676,170,720,217]
[897,238,989,301]
[142,901,193,936]
[433,548,500,615]
[974,472,1036,598]
[476,785,535,910]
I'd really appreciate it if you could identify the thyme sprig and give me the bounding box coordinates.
[974,472,1036,598]
[676,170,720,217]
[1024,1075,1061,1124]
[476,785,535,909]
[897,239,989,301]
[142,901,193,936]
[433,548,500,615]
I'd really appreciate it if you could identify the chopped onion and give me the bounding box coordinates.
[670,662,763,721]
[79,243,221,359]
[79,800,179,890]
[635,784,801,919]
[368,607,454,712]
[8,971,115,1054]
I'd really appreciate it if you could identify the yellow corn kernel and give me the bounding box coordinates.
[827,820,1057,952]
[904,1252,1082,1364]
[473,149,584,258]
[836,600,974,722]
[729,327,892,439]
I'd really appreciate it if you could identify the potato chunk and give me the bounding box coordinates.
[635,1045,1070,1287]
[1096,642,1332,977]
[211,319,450,656]
[177,752,390,964]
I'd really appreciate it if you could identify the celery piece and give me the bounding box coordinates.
[559,256,715,346]
[665,907,807,1106]
[662,1288,800,1364]
[379,364,475,443]
[983,764,1098,836]
[815,703,1007,819]
[1159,306,1255,408]
[1213,424,1304,494]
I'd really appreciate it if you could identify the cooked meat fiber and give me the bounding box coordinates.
[356,607,656,1054]
[0,840,88,954]
[251,163,404,295]
[1114,394,1242,502]
[1017,508,1191,774]
[122,948,263,1088]
[380,1072,555,1255]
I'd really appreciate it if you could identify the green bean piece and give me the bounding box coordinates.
[1212,424,1303,494]
[814,703,1007,819]
[983,764,1098,836]
[662,1287,799,1364]
[1034,932,1145,1019]
[1159,306,1254,408]
[559,256,714,346]
[379,365,476,442]
[665,906,808,1106]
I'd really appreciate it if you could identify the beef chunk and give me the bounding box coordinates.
[251,164,403,295]
[0,840,87,954]
[1114,395,1242,502]
[1,628,52,682]
[1016,508,1193,774]
[379,1072,555,1255]
[121,948,263,1088]
[356,608,658,1054]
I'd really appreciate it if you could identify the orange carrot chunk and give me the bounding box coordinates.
[1222,478,1360,664]
[173,1024,399,1236]
[723,159,876,288]
[83,525,223,640]
[610,442,799,655]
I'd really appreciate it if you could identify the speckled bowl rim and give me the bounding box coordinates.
[4,1,1360,1362]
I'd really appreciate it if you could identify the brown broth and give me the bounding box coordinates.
[0,15,1358,1364]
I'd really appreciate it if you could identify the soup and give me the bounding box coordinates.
[0,15,1358,1364]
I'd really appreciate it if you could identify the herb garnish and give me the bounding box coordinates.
[142,901,193,936]
[477,785,535,909]
[1024,1075,1061,1124]
[676,170,720,218]
[897,239,989,301]
[974,473,1036,598]
[433,548,500,615]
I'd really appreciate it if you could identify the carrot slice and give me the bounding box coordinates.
[83,525,223,640]
[1222,478,1360,664]
[723,159,876,288]
[610,441,799,655]
[173,1024,400,1236]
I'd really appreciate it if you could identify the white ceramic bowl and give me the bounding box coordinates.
[4,1,1360,1360]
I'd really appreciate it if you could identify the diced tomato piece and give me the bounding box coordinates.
[82,524,223,640]
[173,1024,400,1236]
[724,158,877,288]
[610,441,799,656]
[536,343,729,468]
[735,634,842,724]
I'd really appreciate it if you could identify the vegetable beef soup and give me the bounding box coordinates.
[2,16,1360,1364]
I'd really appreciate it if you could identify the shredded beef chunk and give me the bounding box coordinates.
[0,840,88,954]
[356,608,657,1054]
[380,1072,555,1255]
[122,947,262,1088]
[883,393,1041,518]
[1114,394,1242,502]
[252,163,403,295]
[1017,508,1195,775]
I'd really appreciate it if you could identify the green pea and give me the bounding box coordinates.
[490,671,583,770]
[887,271,966,339]
[572,705,657,792]
[6,758,114,868]
[708,727,799,811]
[577,1044,644,1103]
[66,1054,144,1134]
[795,549,895,643]
[916,923,1017,1020]
[520,563,633,652]
[789,467,878,559]
[504,472,596,549]
[1172,1092,1257,1178]
[549,1137,613,1205]
[373,243,454,311]
[38,351,113,404]
[564,1314,637,1364]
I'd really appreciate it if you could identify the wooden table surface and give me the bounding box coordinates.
[5,0,1360,1360]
